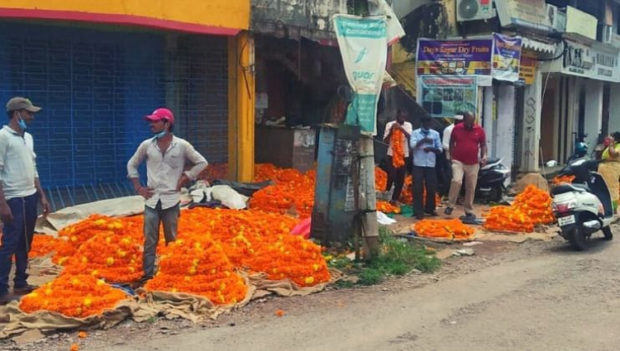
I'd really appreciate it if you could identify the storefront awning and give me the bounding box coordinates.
[0,0,249,35]
[522,37,556,54]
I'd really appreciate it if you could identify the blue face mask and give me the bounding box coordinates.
[17,114,27,131]
[154,130,167,139]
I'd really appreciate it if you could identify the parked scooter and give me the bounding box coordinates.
[476,158,511,203]
[550,158,614,250]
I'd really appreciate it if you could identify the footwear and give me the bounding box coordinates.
[444,207,454,215]
[13,284,38,295]
[136,275,153,287]
[425,211,439,217]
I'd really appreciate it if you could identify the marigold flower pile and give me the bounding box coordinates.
[249,164,315,218]
[413,219,475,241]
[20,208,330,317]
[143,232,248,305]
[483,185,554,233]
[391,128,406,168]
[19,274,127,318]
[376,201,401,214]
[483,206,535,233]
[512,185,555,225]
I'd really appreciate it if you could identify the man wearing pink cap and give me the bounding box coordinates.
[127,108,208,284]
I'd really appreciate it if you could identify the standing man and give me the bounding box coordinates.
[410,115,442,219]
[127,108,207,284]
[383,109,412,205]
[0,97,50,303]
[444,111,487,219]
[438,114,464,196]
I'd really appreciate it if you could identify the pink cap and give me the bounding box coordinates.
[145,108,175,124]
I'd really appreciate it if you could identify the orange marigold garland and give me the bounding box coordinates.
[483,206,534,233]
[29,234,63,258]
[413,219,475,241]
[61,231,143,284]
[143,234,248,305]
[391,127,406,168]
[513,185,555,225]
[377,201,401,214]
[19,274,127,318]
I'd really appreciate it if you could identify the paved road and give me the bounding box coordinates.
[103,223,620,351]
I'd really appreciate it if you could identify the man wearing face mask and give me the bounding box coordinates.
[409,115,442,219]
[0,97,50,304]
[127,108,208,284]
[445,111,487,220]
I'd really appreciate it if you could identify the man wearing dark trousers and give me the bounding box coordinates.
[410,116,442,219]
[0,97,50,304]
[383,109,412,204]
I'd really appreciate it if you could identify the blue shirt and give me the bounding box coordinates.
[409,128,443,168]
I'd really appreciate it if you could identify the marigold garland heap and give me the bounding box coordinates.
[413,219,475,241]
[512,185,555,225]
[19,274,127,318]
[483,206,535,233]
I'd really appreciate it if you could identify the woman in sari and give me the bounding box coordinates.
[599,131,620,214]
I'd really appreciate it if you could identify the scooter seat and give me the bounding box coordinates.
[551,183,588,195]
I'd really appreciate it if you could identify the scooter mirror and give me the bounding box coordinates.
[546,160,558,167]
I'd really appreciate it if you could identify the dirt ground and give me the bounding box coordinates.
[4,220,618,351]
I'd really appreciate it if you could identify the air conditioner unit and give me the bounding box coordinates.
[546,4,566,33]
[456,0,496,22]
[601,24,613,44]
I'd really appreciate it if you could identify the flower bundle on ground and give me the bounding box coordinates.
[249,164,315,218]
[483,206,535,233]
[377,201,401,214]
[143,234,248,305]
[19,274,126,318]
[413,219,475,241]
[512,185,555,225]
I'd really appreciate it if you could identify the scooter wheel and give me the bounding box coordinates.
[602,226,613,241]
[567,227,587,251]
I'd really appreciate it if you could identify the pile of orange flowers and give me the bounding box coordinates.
[376,201,401,214]
[20,274,127,318]
[513,185,555,225]
[552,174,575,185]
[375,166,387,191]
[29,234,62,258]
[250,164,315,218]
[413,219,475,241]
[144,233,248,305]
[483,206,535,233]
[391,128,406,168]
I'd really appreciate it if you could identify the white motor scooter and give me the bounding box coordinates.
[550,159,614,250]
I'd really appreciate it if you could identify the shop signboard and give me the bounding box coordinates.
[417,76,478,118]
[519,50,537,85]
[550,39,620,82]
[416,38,494,86]
[333,14,388,135]
[495,0,552,32]
[492,33,522,82]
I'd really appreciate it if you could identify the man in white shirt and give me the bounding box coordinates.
[0,97,50,304]
[382,109,413,204]
[127,108,208,283]
[438,114,463,196]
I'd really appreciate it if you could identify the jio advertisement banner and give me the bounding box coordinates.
[333,15,388,135]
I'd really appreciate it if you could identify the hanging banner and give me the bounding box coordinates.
[417,76,478,118]
[519,50,537,85]
[333,14,388,135]
[492,33,522,82]
[416,38,493,86]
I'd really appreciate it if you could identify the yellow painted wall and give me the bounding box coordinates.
[0,0,249,31]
